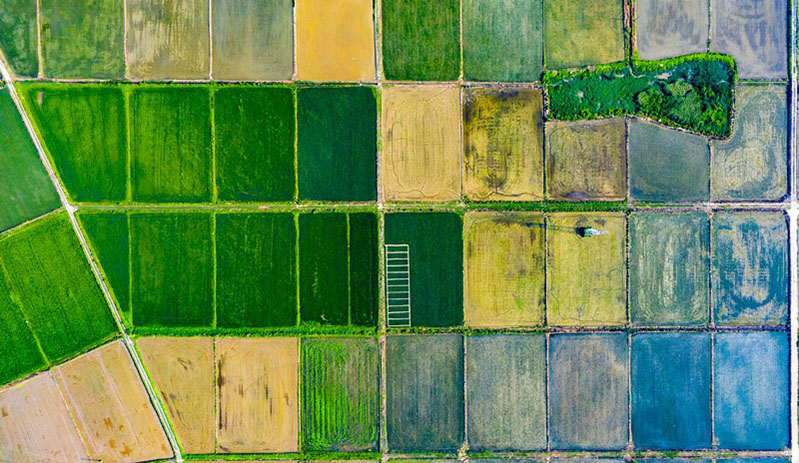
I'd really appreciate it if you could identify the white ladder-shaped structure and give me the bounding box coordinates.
[384,244,411,327]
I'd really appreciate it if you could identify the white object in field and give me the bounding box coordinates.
[385,244,411,327]
[580,227,608,237]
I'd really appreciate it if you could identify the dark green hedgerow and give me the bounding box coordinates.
[544,53,736,138]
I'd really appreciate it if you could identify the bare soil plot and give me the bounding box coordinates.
[54,340,173,463]
[137,336,215,454]
[463,87,544,201]
[635,0,708,60]
[126,0,210,80]
[217,337,299,453]
[464,212,545,328]
[0,372,89,463]
[543,0,624,69]
[545,119,626,201]
[381,86,461,201]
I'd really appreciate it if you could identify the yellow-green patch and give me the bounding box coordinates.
[544,0,624,69]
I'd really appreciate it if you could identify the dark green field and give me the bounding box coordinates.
[349,213,379,326]
[302,337,379,451]
[0,271,46,385]
[130,213,214,327]
[299,213,350,326]
[0,213,117,362]
[382,0,460,80]
[298,87,377,201]
[19,84,127,203]
[130,86,212,203]
[0,0,38,76]
[214,86,295,202]
[216,213,297,327]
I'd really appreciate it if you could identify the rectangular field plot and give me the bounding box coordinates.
[466,335,545,451]
[126,0,210,79]
[137,336,215,454]
[130,87,212,203]
[546,213,626,326]
[217,213,297,328]
[631,333,711,450]
[77,211,130,322]
[40,0,124,78]
[545,119,626,201]
[301,337,379,451]
[55,341,173,463]
[216,337,298,453]
[549,334,628,450]
[635,0,708,60]
[714,332,789,450]
[212,0,293,80]
[20,84,127,203]
[711,85,788,201]
[0,273,45,386]
[130,213,213,327]
[386,335,464,452]
[464,212,544,328]
[0,88,60,232]
[629,212,709,326]
[463,87,544,201]
[712,212,788,326]
[0,0,38,76]
[0,213,116,362]
[544,0,624,69]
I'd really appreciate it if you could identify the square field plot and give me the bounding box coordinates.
[0,0,38,76]
[545,119,626,201]
[712,85,788,201]
[212,0,293,80]
[632,333,711,450]
[296,0,375,81]
[130,213,213,328]
[544,0,624,69]
[40,0,124,78]
[216,213,297,328]
[78,212,130,322]
[298,87,377,201]
[467,335,545,451]
[20,84,127,203]
[629,212,709,326]
[302,337,379,451]
[382,87,461,201]
[462,0,543,81]
[711,0,788,79]
[463,87,544,201]
[550,334,628,450]
[126,0,210,79]
[464,212,545,328]
[629,119,709,202]
[385,213,463,327]
[0,271,46,386]
[714,332,789,450]
[547,213,626,326]
[382,0,459,81]
[130,87,211,203]
[386,335,464,452]
[635,0,708,60]
[712,212,788,326]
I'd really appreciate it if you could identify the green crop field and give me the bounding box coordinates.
[130,86,212,203]
[0,0,38,76]
[130,212,214,327]
[214,86,295,202]
[348,213,379,326]
[299,213,350,326]
[216,213,297,328]
[0,213,117,362]
[0,271,46,385]
[19,84,127,203]
[298,86,377,202]
[302,337,379,451]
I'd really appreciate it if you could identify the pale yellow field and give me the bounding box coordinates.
[296,0,376,81]
[382,86,462,201]
[54,340,173,463]
[0,372,88,463]
[217,337,299,453]
[138,337,215,454]
[464,212,546,327]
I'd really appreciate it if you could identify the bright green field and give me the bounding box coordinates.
[0,0,38,76]
[0,270,46,385]
[78,211,130,324]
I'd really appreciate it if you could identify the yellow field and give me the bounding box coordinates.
[296,0,376,81]
[464,212,546,327]
[217,337,299,453]
[381,86,462,201]
[546,213,627,326]
[138,337,216,454]
[54,340,173,462]
[0,372,88,463]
